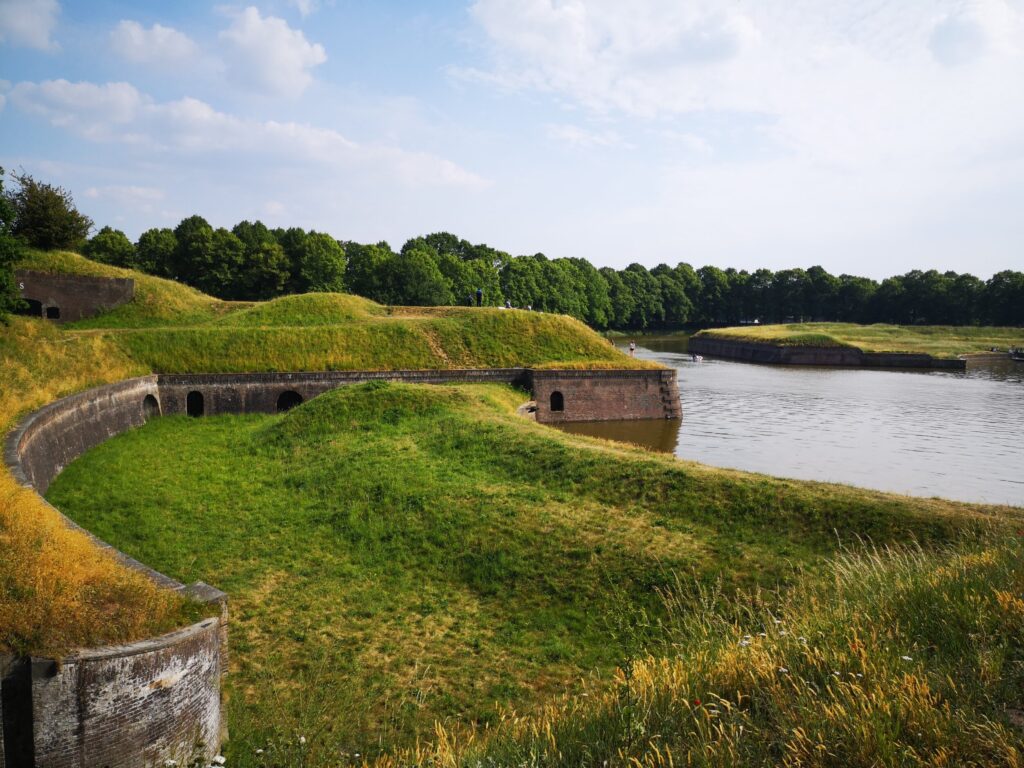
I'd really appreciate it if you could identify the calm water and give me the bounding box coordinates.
[556,337,1024,506]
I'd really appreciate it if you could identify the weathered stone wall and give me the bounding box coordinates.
[532,369,680,423]
[15,271,135,323]
[157,369,532,416]
[688,336,966,370]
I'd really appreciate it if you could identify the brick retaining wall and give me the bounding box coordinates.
[688,336,966,370]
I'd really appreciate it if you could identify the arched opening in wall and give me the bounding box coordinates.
[186,391,205,418]
[142,394,161,421]
[550,391,565,412]
[45,306,61,320]
[15,298,43,317]
[277,390,303,413]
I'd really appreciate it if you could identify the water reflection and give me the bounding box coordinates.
[554,418,681,454]
[554,335,1024,506]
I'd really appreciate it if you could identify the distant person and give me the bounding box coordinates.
[629,341,636,357]
[526,304,532,311]
[476,288,483,307]
[505,299,512,309]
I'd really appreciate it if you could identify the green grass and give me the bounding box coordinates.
[696,323,1024,359]
[45,382,1022,763]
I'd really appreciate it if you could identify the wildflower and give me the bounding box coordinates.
[856,673,863,678]
[164,761,178,768]
[831,671,840,678]
[779,630,788,636]
[256,750,264,755]
[739,639,750,647]
[758,632,767,637]
[693,698,701,706]
[212,758,226,767]
[773,619,783,625]
[299,736,307,746]
[901,655,913,661]
[778,667,789,674]
[743,635,752,641]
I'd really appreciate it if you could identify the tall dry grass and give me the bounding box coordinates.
[371,536,1024,767]
[0,318,195,656]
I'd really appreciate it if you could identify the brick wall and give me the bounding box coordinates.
[688,336,966,370]
[532,369,680,423]
[15,271,135,324]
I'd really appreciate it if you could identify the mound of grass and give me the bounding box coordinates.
[697,323,1024,359]
[217,292,388,326]
[16,250,239,327]
[45,382,1021,761]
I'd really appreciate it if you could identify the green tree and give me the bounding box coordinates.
[82,226,135,267]
[0,168,23,319]
[984,271,1024,326]
[599,267,636,329]
[805,265,840,321]
[135,228,177,276]
[298,232,347,293]
[8,171,93,250]
[835,274,878,323]
[568,257,612,328]
[345,242,395,303]
[652,264,692,327]
[696,265,730,323]
[500,257,544,309]
[232,220,290,300]
[621,264,663,329]
[386,247,454,306]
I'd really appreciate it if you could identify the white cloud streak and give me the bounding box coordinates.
[8,79,486,189]
[0,0,59,51]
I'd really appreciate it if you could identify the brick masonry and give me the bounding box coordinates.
[2,366,678,765]
[15,271,135,324]
[688,336,966,370]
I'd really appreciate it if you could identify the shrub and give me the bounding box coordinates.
[7,171,93,250]
[83,226,136,267]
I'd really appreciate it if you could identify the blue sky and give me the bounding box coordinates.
[1,0,1022,278]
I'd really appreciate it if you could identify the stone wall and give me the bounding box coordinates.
[688,336,966,370]
[532,369,681,423]
[157,369,532,416]
[15,271,135,324]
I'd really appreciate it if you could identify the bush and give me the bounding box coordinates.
[7,171,93,250]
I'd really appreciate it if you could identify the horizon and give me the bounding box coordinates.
[2,0,1022,281]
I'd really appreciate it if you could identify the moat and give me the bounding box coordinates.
[554,336,1024,506]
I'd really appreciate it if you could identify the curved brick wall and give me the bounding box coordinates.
[2,378,227,768]
[1,366,678,765]
[688,336,966,370]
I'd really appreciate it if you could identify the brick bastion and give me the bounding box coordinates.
[2,367,680,765]
[688,336,966,370]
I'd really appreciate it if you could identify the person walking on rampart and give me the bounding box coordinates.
[476,287,483,307]
[629,341,636,357]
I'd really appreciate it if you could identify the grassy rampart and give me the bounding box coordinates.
[695,323,1024,359]
[46,381,1024,762]
[1,252,647,658]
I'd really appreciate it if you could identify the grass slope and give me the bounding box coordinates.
[696,323,1024,359]
[1,252,649,657]
[45,382,1022,763]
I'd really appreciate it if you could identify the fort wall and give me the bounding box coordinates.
[15,271,135,323]
[688,336,966,370]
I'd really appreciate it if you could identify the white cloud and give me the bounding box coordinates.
[8,79,486,188]
[219,6,326,97]
[289,0,319,18]
[547,123,628,149]
[0,0,59,51]
[110,20,198,65]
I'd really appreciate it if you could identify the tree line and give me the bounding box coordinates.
[2,170,1022,327]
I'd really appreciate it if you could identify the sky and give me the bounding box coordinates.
[1,0,1022,279]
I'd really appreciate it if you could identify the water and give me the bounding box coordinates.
[555,337,1024,506]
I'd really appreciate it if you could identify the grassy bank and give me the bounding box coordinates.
[1,252,646,657]
[695,323,1024,359]
[45,382,1023,762]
